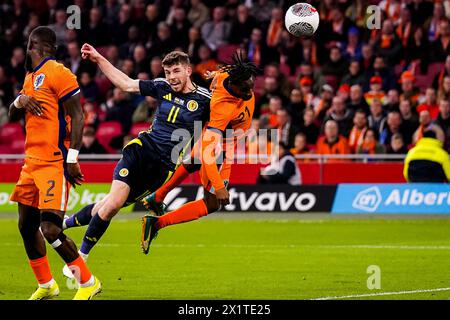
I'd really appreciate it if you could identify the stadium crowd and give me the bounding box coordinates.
[1,0,450,158]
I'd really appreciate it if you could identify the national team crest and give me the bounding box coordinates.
[186,100,198,112]
[119,168,129,177]
[34,73,45,90]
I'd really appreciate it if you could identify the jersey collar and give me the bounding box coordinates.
[33,56,55,73]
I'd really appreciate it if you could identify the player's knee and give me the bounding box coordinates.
[203,197,219,214]
[18,218,38,239]
[40,212,63,244]
[98,200,121,220]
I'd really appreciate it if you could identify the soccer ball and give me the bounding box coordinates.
[285,3,320,37]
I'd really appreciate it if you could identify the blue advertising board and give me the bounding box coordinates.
[332,184,450,214]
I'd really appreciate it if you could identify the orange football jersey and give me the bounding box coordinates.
[208,71,255,133]
[19,57,79,161]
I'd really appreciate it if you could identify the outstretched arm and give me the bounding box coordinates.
[81,43,139,93]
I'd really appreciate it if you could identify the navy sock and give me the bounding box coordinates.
[80,214,111,255]
[65,203,95,229]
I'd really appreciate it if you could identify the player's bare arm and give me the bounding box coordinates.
[80,43,139,93]
[8,95,44,121]
[63,92,85,187]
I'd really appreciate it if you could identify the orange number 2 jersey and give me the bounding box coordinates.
[20,57,80,161]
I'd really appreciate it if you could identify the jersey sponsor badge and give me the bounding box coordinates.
[187,100,199,112]
[119,168,129,177]
[34,74,45,90]
[174,97,185,106]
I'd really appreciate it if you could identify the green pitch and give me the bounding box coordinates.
[1,214,450,300]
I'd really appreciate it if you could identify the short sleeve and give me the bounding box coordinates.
[139,78,167,98]
[139,80,157,97]
[52,64,79,102]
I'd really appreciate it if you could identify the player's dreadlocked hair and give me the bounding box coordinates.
[218,51,260,84]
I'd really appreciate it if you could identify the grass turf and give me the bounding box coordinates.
[0,214,449,300]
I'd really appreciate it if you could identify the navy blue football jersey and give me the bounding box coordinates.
[137,78,210,171]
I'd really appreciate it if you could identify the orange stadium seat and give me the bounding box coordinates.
[95,121,122,154]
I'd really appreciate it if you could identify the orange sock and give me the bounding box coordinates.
[67,255,92,284]
[29,256,53,285]
[155,165,190,203]
[156,199,208,229]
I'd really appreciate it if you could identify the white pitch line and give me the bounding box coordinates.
[311,287,450,300]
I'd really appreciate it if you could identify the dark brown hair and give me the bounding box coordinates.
[162,51,190,67]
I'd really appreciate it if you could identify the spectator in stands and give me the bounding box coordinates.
[399,70,421,106]
[433,55,450,90]
[84,7,110,47]
[250,0,275,24]
[361,43,375,72]
[112,4,133,44]
[147,22,176,58]
[356,128,385,155]
[256,76,284,117]
[140,4,161,43]
[426,2,446,43]
[48,9,67,46]
[119,25,141,59]
[321,46,348,81]
[373,19,402,67]
[187,27,204,64]
[384,89,400,112]
[363,55,396,92]
[342,27,362,61]
[246,27,268,68]
[79,71,100,103]
[264,63,292,99]
[105,88,134,134]
[341,59,365,88]
[399,99,420,143]
[413,109,446,144]
[265,7,284,63]
[407,0,434,26]
[316,119,350,159]
[290,133,311,158]
[438,75,450,101]
[169,7,191,50]
[313,84,334,122]
[322,7,354,45]
[298,77,315,109]
[132,96,157,125]
[405,25,429,75]
[133,45,149,75]
[417,87,439,120]
[380,111,409,146]
[193,45,218,86]
[348,109,368,153]
[188,0,210,29]
[436,99,450,152]
[430,18,450,62]
[299,108,320,145]
[258,142,301,185]
[286,88,305,125]
[368,98,387,137]
[347,84,369,114]
[149,56,165,79]
[80,126,107,155]
[324,96,353,138]
[387,133,408,155]
[229,4,257,45]
[7,47,25,84]
[83,102,100,129]
[396,8,413,49]
[404,130,450,182]
[364,76,386,106]
[337,84,350,103]
[276,108,298,148]
[120,58,135,78]
[260,96,282,129]
[201,6,231,51]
